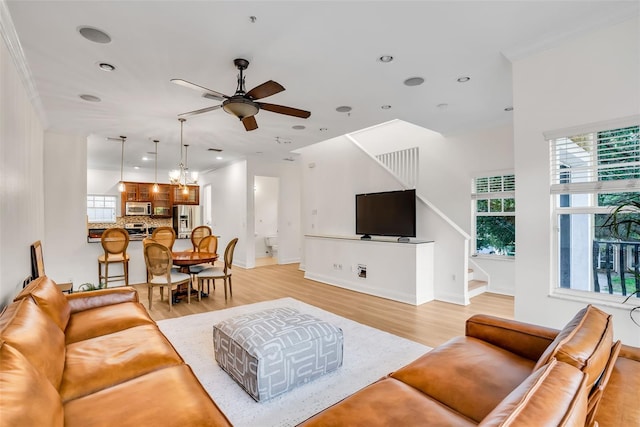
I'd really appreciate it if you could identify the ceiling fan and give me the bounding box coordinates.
[172,58,311,131]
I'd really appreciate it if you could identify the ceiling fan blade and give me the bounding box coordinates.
[246,80,285,100]
[242,115,258,131]
[171,79,228,101]
[177,104,222,118]
[257,102,311,119]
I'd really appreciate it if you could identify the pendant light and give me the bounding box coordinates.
[152,139,159,193]
[118,135,127,192]
[183,144,190,195]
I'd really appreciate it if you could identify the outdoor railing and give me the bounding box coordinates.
[593,240,640,297]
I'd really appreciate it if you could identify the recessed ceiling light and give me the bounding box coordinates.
[142,157,149,161]
[404,77,424,86]
[216,156,223,160]
[320,127,328,131]
[98,62,116,72]
[133,166,140,170]
[336,106,352,113]
[378,55,394,63]
[504,106,514,112]
[381,105,392,110]
[78,26,111,44]
[292,125,306,130]
[79,94,101,102]
[457,76,471,83]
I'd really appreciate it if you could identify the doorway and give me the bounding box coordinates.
[254,176,279,266]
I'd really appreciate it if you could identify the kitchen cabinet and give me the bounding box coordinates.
[152,184,172,217]
[121,182,154,216]
[172,185,199,205]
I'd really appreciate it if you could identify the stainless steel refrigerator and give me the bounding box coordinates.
[172,205,201,239]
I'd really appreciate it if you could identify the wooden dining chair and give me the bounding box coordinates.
[189,235,219,297]
[190,225,212,251]
[98,228,130,287]
[151,226,176,250]
[197,238,238,300]
[144,242,191,311]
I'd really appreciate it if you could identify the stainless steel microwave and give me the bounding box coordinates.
[125,202,151,216]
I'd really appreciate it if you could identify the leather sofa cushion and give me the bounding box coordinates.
[0,342,64,427]
[60,324,183,402]
[298,377,476,427]
[534,305,613,390]
[390,336,535,423]
[64,365,232,427]
[64,301,155,344]
[65,286,139,313]
[593,347,640,427]
[0,298,65,389]
[14,276,70,331]
[479,359,588,426]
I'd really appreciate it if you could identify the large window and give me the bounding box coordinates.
[549,121,639,298]
[472,173,515,257]
[87,195,117,223]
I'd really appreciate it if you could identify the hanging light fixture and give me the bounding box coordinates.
[168,118,198,191]
[118,136,127,192]
[152,139,159,193]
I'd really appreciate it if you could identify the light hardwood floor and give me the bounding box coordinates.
[133,263,514,348]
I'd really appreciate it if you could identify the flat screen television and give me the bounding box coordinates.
[356,189,416,239]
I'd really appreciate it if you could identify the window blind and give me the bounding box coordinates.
[549,125,639,194]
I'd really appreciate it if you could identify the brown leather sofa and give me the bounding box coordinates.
[2,276,638,426]
[0,276,231,427]
[300,306,640,427]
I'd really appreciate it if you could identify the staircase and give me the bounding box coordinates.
[467,268,488,298]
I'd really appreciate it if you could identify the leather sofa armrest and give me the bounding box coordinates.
[619,344,640,361]
[466,314,559,362]
[65,287,139,313]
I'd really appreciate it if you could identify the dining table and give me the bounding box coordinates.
[171,251,218,300]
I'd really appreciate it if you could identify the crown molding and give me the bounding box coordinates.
[0,0,48,127]
[502,4,640,62]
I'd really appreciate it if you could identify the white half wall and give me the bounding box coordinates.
[513,17,640,345]
[0,34,45,306]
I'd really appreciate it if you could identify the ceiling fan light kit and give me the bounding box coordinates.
[173,58,310,131]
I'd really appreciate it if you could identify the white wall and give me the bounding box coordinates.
[0,34,45,306]
[347,120,515,297]
[200,160,248,266]
[513,17,640,345]
[254,176,279,258]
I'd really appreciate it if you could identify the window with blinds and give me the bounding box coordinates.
[548,120,639,298]
[550,125,639,194]
[472,173,515,257]
[87,195,117,223]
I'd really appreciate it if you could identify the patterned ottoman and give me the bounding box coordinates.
[213,307,344,401]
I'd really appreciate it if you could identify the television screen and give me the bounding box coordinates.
[356,189,416,238]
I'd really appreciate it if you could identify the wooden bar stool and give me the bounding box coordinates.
[98,228,130,287]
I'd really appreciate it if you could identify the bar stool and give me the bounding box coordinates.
[98,228,130,287]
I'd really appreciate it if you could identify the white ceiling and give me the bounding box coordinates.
[4,1,637,174]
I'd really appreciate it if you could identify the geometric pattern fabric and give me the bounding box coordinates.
[213,307,344,401]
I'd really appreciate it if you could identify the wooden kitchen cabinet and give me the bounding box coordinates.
[172,185,199,205]
[151,184,172,217]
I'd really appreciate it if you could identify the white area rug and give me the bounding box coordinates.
[157,297,431,427]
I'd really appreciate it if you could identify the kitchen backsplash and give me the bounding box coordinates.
[88,216,172,230]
